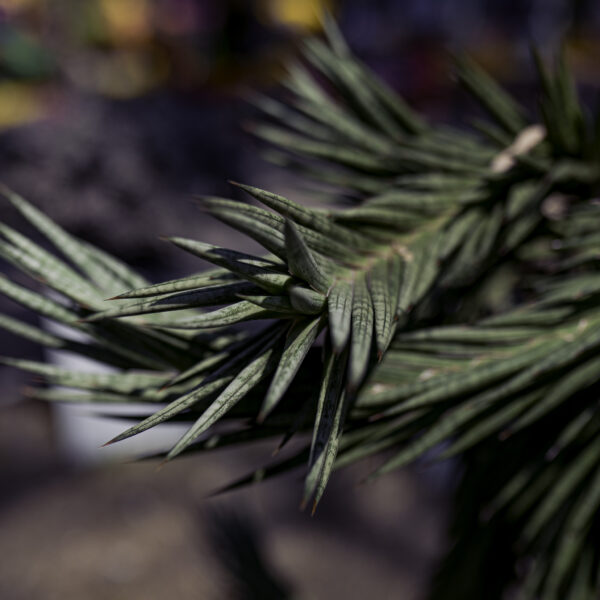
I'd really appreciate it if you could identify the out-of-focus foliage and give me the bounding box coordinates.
[0,0,599,123]
[0,0,335,104]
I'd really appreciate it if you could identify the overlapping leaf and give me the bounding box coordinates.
[1,22,600,600]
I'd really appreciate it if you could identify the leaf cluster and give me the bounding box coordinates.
[2,20,600,598]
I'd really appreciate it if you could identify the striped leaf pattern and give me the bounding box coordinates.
[1,21,600,599]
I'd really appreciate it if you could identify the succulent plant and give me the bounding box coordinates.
[2,19,600,599]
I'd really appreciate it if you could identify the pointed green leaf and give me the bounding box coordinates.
[327,278,353,353]
[86,282,258,321]
[167,238,293,293]
[367,258,393,356]
[349,272,374,389]
[0,185,146,291]
[0,223,101,305]
[0,313,64,348]
[155,300,279,329]
[523,436,600,546]
[105,331,282,444]
[166,329,286,459]
[0,357,170,392]
[284,220,331,293]
[288,284,326,314]
[441,388,544,458]
[112,271,234,299]
[508,354,600,435]
[237,293,295,313]
[198,197,287,259]
[231,182,374,252]
[304,347,348,510]
[259,316,323,421]
[454,54,527,134]
[0,274,79,325]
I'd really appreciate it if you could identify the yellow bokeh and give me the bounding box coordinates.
[262,0,333,31]
[99,0,152,45]
[0,82,44,129]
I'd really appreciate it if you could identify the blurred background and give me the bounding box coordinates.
[0,1,599,598]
